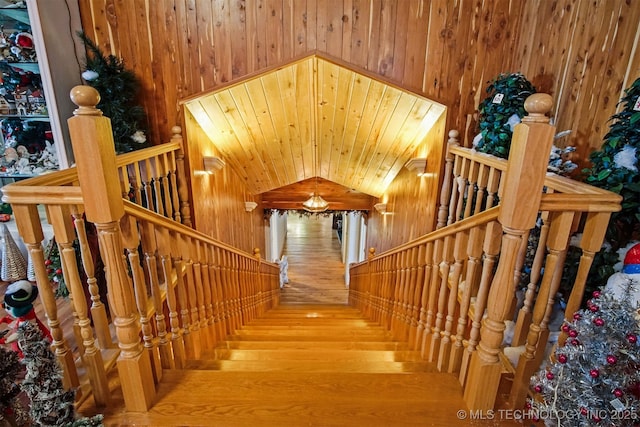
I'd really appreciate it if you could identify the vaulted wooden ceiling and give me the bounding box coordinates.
[182,55,446,201]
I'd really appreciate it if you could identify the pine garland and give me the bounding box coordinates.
[0,343,29,427]
[77,31,150,154]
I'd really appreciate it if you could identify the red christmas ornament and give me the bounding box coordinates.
[562,324,571,333]
[590,369,600,378]
[606,355,617,364]
[592,290,601,298]
[589,304,600,312]
[44,259,52,266]
[628,334,638,344]
[534,385,542,393]
[569,329,579,338]
[593,317,605,327]
[546,371,554,380]
[592,414,601,422]
[573,313,582,321]
[55,268,63,275]
[524,401,532,410]
[580,407,588,416]
[571,339,580,346]
[613,388,624,398]
[557,354,568,363]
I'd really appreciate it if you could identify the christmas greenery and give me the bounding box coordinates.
[529,284,640,426]
[77,31,150,154]
[475,72,537,159]
[17,321,103,427]
[0,343,29,427]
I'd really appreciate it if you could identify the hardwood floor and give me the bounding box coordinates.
[279,214,349,305]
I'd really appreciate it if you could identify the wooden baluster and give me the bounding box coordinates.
[454,158,471,223]
[473,165,489,215]
[128,164,143,206]
[485,168,501,209]
[512,212,551,346]
[414,242,433,351]
[221,249,234,334]
[429,235,454,363]
[118,164,132,200]
[253,248,263,317]
[180,235,202,359]
[168,146,181,222]
[464,93,555,411]
[159,152,174,220]
[402,248,418,341]
[210,246,226,339]
[421,238,443,358]
[121,215,162,384]
[507,228,531,325]
[510,211,574,408]
[170,230,194,360]
[459,221,502,386]
[156,227,184,369]
[387,255,399,332]
[232,254,243,328]
[72,180,151,412]
[391,253,404,338]
[133,163,146,208]
[447,156,462,226]
[463,162,479,219]
[559,212,611,346]
[139,221,173,369]
[142,159,155,211]
[437,130,459,228]
[12,204,79,391]
[450,225,484,373]
[439,231,468,371]
[190,240,209,351]
[71,207,114,350]
[408,245,425,348]
[197,241,216,348]
[173,127,192,227]
[151,156,165,216]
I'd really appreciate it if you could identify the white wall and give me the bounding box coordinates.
[265,211,288,262]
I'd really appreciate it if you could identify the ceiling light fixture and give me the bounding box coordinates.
[203,156,225,173]
[374,203,387,214]
[405,158,428,176]
[303,138,329,212]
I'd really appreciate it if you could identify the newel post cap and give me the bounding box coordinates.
[70,85,103,116]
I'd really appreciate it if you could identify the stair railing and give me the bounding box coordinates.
[1,86,280,412]
[349,93,622,411]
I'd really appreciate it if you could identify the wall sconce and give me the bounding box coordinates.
[405,158,428,176]
[245,201,258,212]
[203,156,225,173]
[373,203,387,214]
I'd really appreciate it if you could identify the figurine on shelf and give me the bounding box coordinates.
[0,280,51,357]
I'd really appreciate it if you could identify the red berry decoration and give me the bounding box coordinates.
[568,329,579,338]
[589,304,599,312]
[606,355,617,364]
[557,354,568,363]
[55,268,63,275]
[590,369,600,378]
[592,290,601,298]
[571,339,580,346]
[580,407,588,416]
[628,334,638,344]
[562,324,571,333]
[614,388,624,398]
[573,313,582,321]
[524,401,531,410]
[46,268,53,274]
[593,317,605,327]
[534,385,542,393]
[546,371,554,380]
[592,414,601,422]
[44,259,52,266]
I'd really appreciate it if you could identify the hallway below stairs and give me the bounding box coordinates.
[77,215,533,426]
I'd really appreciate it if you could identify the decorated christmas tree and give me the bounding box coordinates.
[77,31,149,154]
[529,281,640,426]
[17,321,103,427]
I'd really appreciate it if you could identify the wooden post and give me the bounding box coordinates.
[67,85,155,411]
[463,93,555,411]
[173,127,192,227]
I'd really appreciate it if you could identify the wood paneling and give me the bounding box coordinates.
[183,109,264,253]
[77,0,640,251]
[181,55,446,197]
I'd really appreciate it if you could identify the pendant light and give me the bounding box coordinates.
[303,140,329,212]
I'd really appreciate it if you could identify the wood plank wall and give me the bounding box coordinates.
[77,0,640,253]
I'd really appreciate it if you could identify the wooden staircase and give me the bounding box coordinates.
[81,303,529,426]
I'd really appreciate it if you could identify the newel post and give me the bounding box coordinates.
[463,94,555,411]
[67,86,156,411]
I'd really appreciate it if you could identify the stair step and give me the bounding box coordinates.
[115,370,470,427]
[227,331,391,341]
[185,358,436,373]
[214,340,410,351]
[213,348,423,362]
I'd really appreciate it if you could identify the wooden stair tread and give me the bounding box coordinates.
[185,358,437,373]
[212,348,424,362]
[212,340,410,351]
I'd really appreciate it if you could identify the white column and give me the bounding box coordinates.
[344,211,363,287]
